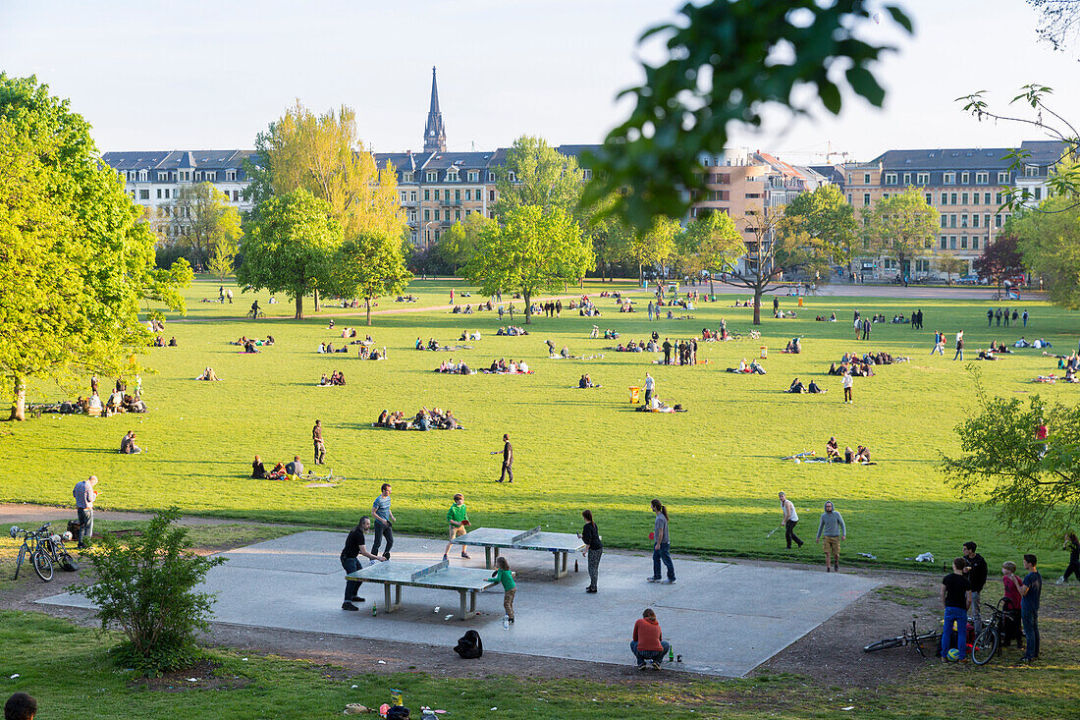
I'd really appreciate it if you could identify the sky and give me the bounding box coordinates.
[2,0,1078,163]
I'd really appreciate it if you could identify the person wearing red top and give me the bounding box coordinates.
[1001,561,1024,650]
[630,608,670,670]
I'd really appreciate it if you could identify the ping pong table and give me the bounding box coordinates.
[345,559,498,620]
[453,526,585,578]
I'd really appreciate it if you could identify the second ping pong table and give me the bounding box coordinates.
[453,526,585,578]
[345,559,498,620]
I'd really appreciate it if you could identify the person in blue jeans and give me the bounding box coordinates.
[339,516,385,611]
[940,556,972,661]
[1019,553,1042,662]
[370,483,396,559]
[647,499,676,584]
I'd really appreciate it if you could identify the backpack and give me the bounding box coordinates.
[454,630,483,659]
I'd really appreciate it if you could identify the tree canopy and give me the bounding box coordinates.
[237,189,343,319]
[464,205,592,324]
[493,136,583,219]
[973,232,1026,298]
[438,211,493,271]
[0,74,191,420]
[674,211,743,292]
[863,187,939,277]
[1009,198,1080,308]
[159,182,243,265]
[622,216,682,283]
[332,231,413,326]
[780,184,859,274]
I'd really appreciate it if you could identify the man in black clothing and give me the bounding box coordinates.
[940,557,972,661]
[662,339,672,365]
[313,420,326,465]
[962,541,988,632]
[498,433,513,483]
[340,516,384,611]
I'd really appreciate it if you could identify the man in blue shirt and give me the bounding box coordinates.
[1019,553,1042,662]
[370,483,396,560]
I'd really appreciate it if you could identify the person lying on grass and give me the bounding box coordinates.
[197,367,220,381]
[786,378,805,394]
[782,338,802,354]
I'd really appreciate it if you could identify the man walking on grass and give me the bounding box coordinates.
[497,434,513,483]
[953,330,965,361]
[644,372,655,407]
[816,501,845,572]
[779,491,803,549]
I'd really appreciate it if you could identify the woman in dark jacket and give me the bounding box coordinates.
[579,510,603,593]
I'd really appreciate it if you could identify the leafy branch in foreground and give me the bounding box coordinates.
[941,368,1080,543]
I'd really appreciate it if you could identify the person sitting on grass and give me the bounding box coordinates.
[855,445,871,463]
[787,378,805,394]
[319,373,331,386]
[977,349,997,361]
[749,360,766,375]
[726,358,749,373]
[808,380,825,394]
[119,430,142,454]
[331,371,346,386]
[844,446,855,464]
[244,338,259,354]
[251,455,269,479]
[631,608,670,670]
[517,359,529,373]
[285,455,304,477]
[826,436,840,461]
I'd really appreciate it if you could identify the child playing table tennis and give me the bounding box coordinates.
[491,556,516,624]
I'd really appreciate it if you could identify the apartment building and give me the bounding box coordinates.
[102,149,256,214]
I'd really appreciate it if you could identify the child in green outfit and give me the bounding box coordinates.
[443,493,470,561]
[492,556,516,623]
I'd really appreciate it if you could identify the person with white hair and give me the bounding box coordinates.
[72,476,98,548]
[778,492,803,549]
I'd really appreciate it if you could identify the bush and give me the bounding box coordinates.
[72,509,226,676]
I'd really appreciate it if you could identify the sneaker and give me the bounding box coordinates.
[348,596,365,602]
[508,618,514,624]
[646,577,662,583]
[460,552,471,559]
[636,663,647,671]
[586,587,597,593]
[443,554,449,562]
[1057,576,1065,585]
[382,553,391,561]
[662,578,677,585]
[651,660,662,670]
[342,602,359,611]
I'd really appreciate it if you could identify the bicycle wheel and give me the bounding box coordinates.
[971,625,999,666]
[13,545,25,580]
[32,549,54,582]
[864,636,905,652]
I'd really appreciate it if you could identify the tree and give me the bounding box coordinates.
[1009,199,1080,308]
[863,187,939,281]
[676,211,744,294]
[72,509,226,676]
[493,136,583,219]
[1026,0,1080,56]
[332,232,413,325]
[0,74,191,421]
[237,190,342,319]
[973,233,1026,298]
[621,216,681,284]
[438,212,492,271]
[781,184,859,276]
[165,182,243,265]
[581,0,912,229]
[936,255,967,285]
[207,239,237,281]
[717,210,786,325]
[579,192,632,282]
[942,370,1080,542]
[464,205,592,324]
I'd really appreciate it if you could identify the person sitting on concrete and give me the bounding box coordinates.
[786,378,805,394]
[630,608,671,670]
[119,431,142,455]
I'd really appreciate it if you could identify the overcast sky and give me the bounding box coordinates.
[2,0,1077,163]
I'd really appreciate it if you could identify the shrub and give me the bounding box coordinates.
[72,509,226,676]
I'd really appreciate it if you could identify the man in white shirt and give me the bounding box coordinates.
[779,491,803,549]
[842,371,853,404]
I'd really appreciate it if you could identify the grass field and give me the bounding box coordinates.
[3,278,1080,574]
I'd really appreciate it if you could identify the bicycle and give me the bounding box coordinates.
[10,525,39,580]
[247,308,265,320]
[971,599,1018,666]
[34,523,76,582]
[864,619,942,658]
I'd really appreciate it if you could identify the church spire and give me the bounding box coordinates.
[424,66,447,153]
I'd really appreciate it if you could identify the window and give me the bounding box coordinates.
[1025,165,1040,177]
[961,193,968,204]
[972,193,980,206]
[847,174,853,184]
[885,173,897,185]
[139,189,149,200]
[997,171,1009,183]
[487,172,496,182]
[904,172,911,184]
[403,172,414,183]
[950,214,957,228]
[940,215,948,229]
[950,236,957,249]
[205,172,216,182]
[984,213,990,228]
[426,171,437,182]
[1034,187,1042,201]
[455,210,461,221]
[940,236,948,250]
[508,171,517,182]
[882,193,889,201]
[984,192,991,204]
[424,189,430,201]
[447,171,458,182]
[455,189,461,201]
[961,236,968,249]
[156,189,162,199]
[157,172,168,181]
[976,172,988,184]
[863,173,871,184]
[194,172,202,181]
[408,210,417,222]
[863,193,871,206]
[489,190,496,202]
[972,237,980,250]
[424,209,430,221]
[944,172,956,184]
[961,172,969,184]
[164,189,170,199]
[468,171,478,182]
[961,214,968,228]
[995,192,1003,204]
[995,214,1002,228]
[972,214,979,228]
[925,193,932,205]
[583,169,593,180]
[400,192,407,203]
[940,192,948,205]
[410,191,417,202]
[139,170,148,181]
[434,189,440,200]
[233,190,239,202]
[226,170,237,182]
[917,172,930,185]
[951,193,957,205]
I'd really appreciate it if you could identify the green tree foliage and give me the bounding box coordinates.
[72,509,226,676]
[780,185,859,275]
[718,210,786,325]
[332,232,413,325]
[464,205,592,324]
[936,255,968,285]
[493,136,583,219]
[237,190,343,319]
[942,371,1080,542]
[863,187,939,279]
[675,211,743,294]
[582,0,911,228]
[207,240,236,281]
[165,182,243,266]
[438,212,493,271]
[0,74,191,421]
[1010,196,1080,308]
[622,216,682,284]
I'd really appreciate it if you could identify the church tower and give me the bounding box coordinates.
[423,67,447,153]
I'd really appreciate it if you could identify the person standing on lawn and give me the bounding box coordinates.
[816,501,845,572]
[72,475,98,548]
[312,419,326,465]
[1020,554,1043,662]
[370,483,396,559]
[842,370,853,404]
[340,516,384,611]
[647,499,676,584]
[953,330,965,361]
[644,372,655,407]
[497,434,513,483]
[443,493,471,561]
[579,509,603,593]
[779,491,803,549]
[1058,532,1080,584]
[962,541,988,632]
[940,556,972,662]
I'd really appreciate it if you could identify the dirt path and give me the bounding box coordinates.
[0,502,274,528]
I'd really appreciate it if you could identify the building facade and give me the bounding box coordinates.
[102,149,256,214]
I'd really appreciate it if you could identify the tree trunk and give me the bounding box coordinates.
[524,291,533,324]
[638,263,643,286]
[294,295,304,320]
[9,377,25,421]
[752,291,762,325]
[366,298,372,326]
[314,289,321,313]
[709,277,715,296]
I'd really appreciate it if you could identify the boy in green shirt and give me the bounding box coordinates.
[492,556,516,623]
[443,493,471,561]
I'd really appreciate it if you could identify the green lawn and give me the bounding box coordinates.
[4,279,1080,574]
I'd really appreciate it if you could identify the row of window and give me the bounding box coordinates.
[940,235,987,250]
[857,167,1042,187]
[400,169,593,184]
[400,188,496,204]
[132,188,243,203]
[415,207,494,223]
[124,170,239,183]
[940,213,1008,229]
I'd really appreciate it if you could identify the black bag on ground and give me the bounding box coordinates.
[454,629,483,659]
[60,556,79,572]
[386,707,409,720]
[67,520,81,537]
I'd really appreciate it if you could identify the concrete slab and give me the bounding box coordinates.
[38,530,878,677]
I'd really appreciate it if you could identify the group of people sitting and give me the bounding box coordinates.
[496,326,529,336]
[317,342,350,354]
[151,336,179,347]
[318,371,347,386]
[727,358,766,375]
[435,359,474,375]
[781,337,803,354]
[826,437,872,464]
[590,327,620,340]
[82,391,147,416]
[484,358,532,374]
[374,407,464,431]
[578,301,602,317]
[774,310,798,319]
[814,313,838,322]
[231,336,272,353]
[827,350,905,377]
[1016,337,1052,348]
[357,345,386,360]
[545,340,576,359]
[450,304,474,314]
[785,377,825,394]
[613,339,659,353]
[458,331,482,341]
[395,294,419,303]
[578,374,602,388]
[196,367,221,381]
[251,455,306,481]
